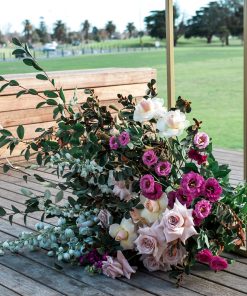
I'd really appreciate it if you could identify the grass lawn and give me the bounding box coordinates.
[0,43,244,149]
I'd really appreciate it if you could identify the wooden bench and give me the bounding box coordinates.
[0,68,156,160]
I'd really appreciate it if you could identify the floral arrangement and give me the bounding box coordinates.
[0,39,247,283]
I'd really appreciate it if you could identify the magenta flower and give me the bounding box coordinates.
[143,182,163,200]
[175,188,193,208]
[194,132,210,149]
[192,210,203,227]
[109,136,119,150]
[194,199,212,219]
[155,161,171,177]
[140,174,155,193]
[167,191,176,208]
[196,249,213,264]
[209,256,228,271]
[142,150,158,167]
[180,172,205,198]
[118,131,130,146]
[203,178,222,202]
[188,149,207,165]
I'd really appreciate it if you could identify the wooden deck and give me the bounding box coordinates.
[0,148,246,296]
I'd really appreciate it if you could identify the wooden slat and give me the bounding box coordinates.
[0,284,21,296]
[0,264,65,296]
[0,68,156,96]
[0,84,146,113]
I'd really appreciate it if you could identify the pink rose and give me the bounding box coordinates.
[135,221,166,261]
[163,243,187,266]
[160,199,197,243]
[102,256,124,279]
[98,209,112,228]
[194,132,209,149]
[209,256,228,271]
[113,181,132,201]
[196,249,213,264]
[141,255,171,272]
[102,251,136,279]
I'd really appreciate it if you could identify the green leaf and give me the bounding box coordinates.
[9,80,19,86]
[21,188,33,196]
[9,215,13,225]
[36,74,48,81]
[34,174,45,182]
[16,90,26,98]
[59,88,65,103]
[25,148,30,160]
[12,48,25,55]
[3,164,10,173]
[0,82,10,92]
[55,191,64,203]
[12,37,22,46]
[36,102,46,109]
[54,263,63,270]
[0,207,6,217]
[0,129,12,137]
[0,76,5,81]
[17,125,24,139]
[11,205,20,214]
[44,90,58,98]
[28,89,38,95]
[23,58,34,66]
[46,99,58,106]
[98,174,105,185]
[36,153,42,165]
[109,105,119,112]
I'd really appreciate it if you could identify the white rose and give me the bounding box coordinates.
[157,110,189,138]
[133,98,166,123]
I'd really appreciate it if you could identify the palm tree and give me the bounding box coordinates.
[81,20,90,43]
[23,19,33,42]
[53,20,67,43]
[105,21,116,39]
[126,22,136,38]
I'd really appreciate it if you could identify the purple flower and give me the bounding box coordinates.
[118,131,130,146]
[155,161,172,177]
[167,191,176,208]
[140,174,155,193]
[180,172,205,198]
[175,188,193,208]
[143,182,163,200]
[194,132,210,149]
[142,150,158,167]
[109,136,119,150]
[196,249,213,264]
[194,199,212,219]
[203,178,222,202]
[209,256,228,271]
[192,210,203,227]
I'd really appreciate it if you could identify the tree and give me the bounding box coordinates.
[0,30,5,45]
[185,2,225,44]
[81,20,90,43]
[105,21,116,39]
[53,20,67,43]
[23,19,33,43]
[138,31,144,45]
[144,6,185,46]
[92,26,100,42]
[36,18,51,44]
[126,22,136,38]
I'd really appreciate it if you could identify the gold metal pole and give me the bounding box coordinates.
[244,0,247,181]
[166,0,175,109]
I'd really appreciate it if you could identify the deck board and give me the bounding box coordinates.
[0,148,246,296]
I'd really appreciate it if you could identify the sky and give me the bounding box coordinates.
[0,0,212,34]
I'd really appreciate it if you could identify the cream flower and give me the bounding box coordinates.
[113,181,132,201]
[109,218,137,250]
[157,110,189,138]
[139,193,168,225]
[133,98,166,123]
[159,199,197,244]
[134,221,166,261]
